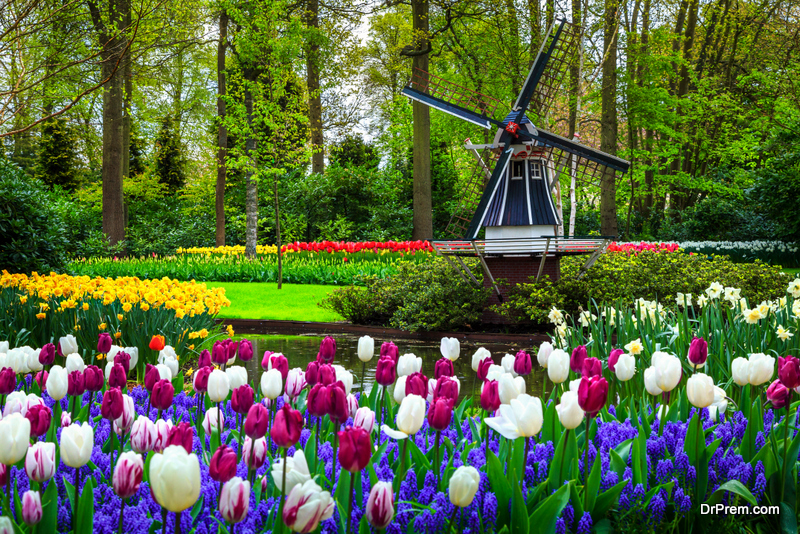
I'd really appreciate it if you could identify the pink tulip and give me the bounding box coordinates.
[130,416,157,453]
[153,419,173,453]
[61,411,71,427]
[243,437,268,469]
[113,451,143,499]
[353,407,376,433]
[285,369,306,400]
[366,481,394,529]
[22,490,42,525]
[346,393,359,417]
[220,477,251,523]
[767,379,791,409]
[114,394,135,434]
[607,349,624,373]
[25,442,56,482]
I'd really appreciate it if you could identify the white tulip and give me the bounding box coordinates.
[393,375,408,404]
[709,386,728,421]
[271,449,311,493]
[396,353,422,377]
[202,407,225,434]
[335,367,354,395]
[501,354,518,377]
[449,466,480,507]
[485,394,543,439]
[158,352,179,382]
[747,353,774,386]
[114,394,136,434]
[731,357,749,386]
[7,348,30,374]
[260,368,282,400]
[226,366,248,390]
[440,337,460,361]
[60,422,94,468]
[0,341,9,353]
[537,342,553,368]
[652,351,682,392]
[58,335,78,356]
[556,391,584,429]
[46,365,68,401]
[614,353,636,382]
[485,364,505,382]
[2,391,25,417]
[109,346,139,370]
[382,394,425,439]
[65,353,85,374]
[149,445,202,512]
[155,363,172,381]
[568,378,582,392]
[159,345,177,361]
[282,480,335,533]
[471,347,491,371]
[0,515,11,534]
[547,349,570,384]
[0,413,31,465]
[208,369,230,403]
[357,336,375,363]
[644,367,662,396]
[498,373,525,404]
[26,348,43,372]
[686,373,715,408]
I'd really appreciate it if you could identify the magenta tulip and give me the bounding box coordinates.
[67,370,85,396]
[113,351,131,375]
[434,358,454,379]
[305,359,320,386]
[307,384,331,418]
[271,404,304,448]
[198,349,212,368]
[405,372,428,397]
[166,422,194,453]
[209,444,238,483]
[245,403,269,439]
[476,358,493,382]
[84,365,104,392]
[607,349,624,373]
[144,364,159,392]
[318,336,337,364]
[375,356,396,387]
[38,343,56,366]
[767,379,791,409]
[581,357,603,378]
[151,379,174,411]
[212,341,228,365]
[432,376,459,405]
[113,452,143,499]
[778,355,800,389]
[380,342,399,363]
[238,339,254,362]
[480,380,501,412]
[513,350,532,376]
[338,425,371,472]
[101,387,124,420]
[577,376,608,416]
[25,404,51,436]
[427,397,453,431]
[318,364,336,385]
[108,363,127,389]
[570,345,587,374]
[231,385,255,415]
[0,367,14,395]
[97,332,113,354]
[328,382,349,425]
[193,366,212,393]
[687,337,708,367]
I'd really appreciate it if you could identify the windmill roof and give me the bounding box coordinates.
[501,111,532,126]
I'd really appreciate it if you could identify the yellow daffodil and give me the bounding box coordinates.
[776,325,794,342]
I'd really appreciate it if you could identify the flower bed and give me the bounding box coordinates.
[1,315,799,533]
[614,240,800,267]
[178,241,435,255]
[0,271,229,376]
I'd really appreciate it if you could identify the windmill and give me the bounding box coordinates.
[401,19,630,317]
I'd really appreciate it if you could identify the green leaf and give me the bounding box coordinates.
[584,451,602,513]
[486,449,513,529]
[172,372,185,393]
[510,468,529,534]
[592,480,629,521]
[358,515,370,534]
[528,482,570,534]
[190,494,205,523]
[76,474,96,534]
[540,401,560,445]
[64,475,76,511]
[780,501,798,534]
[548,428,578,495]
[631,431,647,488]
[705,480,757,507]
[304,428,317,474]
[40,475,59,533]
[405,437,431,471]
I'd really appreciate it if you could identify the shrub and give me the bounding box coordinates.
[493,250,789,322]
[320,258,489,331]
[0,158,69,273]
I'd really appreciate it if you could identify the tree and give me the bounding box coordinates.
[216,6,229,247]
[35,118,81,191]
[153,114,186,192]
[599,0,619,236]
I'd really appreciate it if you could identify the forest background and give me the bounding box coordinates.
[1,0,799,261]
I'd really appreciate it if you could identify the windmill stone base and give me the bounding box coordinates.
[482,256,561,324]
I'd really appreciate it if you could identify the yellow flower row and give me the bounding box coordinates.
[176,245,281,255]
[1,271,231,317]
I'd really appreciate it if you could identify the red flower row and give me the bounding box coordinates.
[607,242,680,253]
[281,240,434,254]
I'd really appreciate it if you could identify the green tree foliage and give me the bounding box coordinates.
[34,118,81,191]
[153,114,187,193]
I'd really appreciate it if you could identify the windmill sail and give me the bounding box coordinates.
[445,148,494,238]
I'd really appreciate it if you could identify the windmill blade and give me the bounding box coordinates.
[528,126,630,173]
[464,147,514,239]
[445,147,494,238]
[512,19,576,125]
[402,68,504,129]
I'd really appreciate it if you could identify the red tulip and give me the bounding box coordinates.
[476,358,493,382]
[338,425,372,472]
[84,365,104,392]
[108,363,127,389]
[245,403,269,439]
[113,351,131,375]
[329,382,349,425]
[577,376,608,416]
[427,397,453,431]
[305,360,320,386]
[149,335,166,351]
[432,376,459,405]
[238,339,254,362]
[25,404,52,436]
[318,336,337,364]
[166,422,194,453]
[513,350,532,376]
[570,346,587,374]
[405,372,428,397]
[97,332,113,354]
[271,405,304,448]
[480,380,501,412]
[375,357,396,387]
[231,385,255,415]
[308,384,331,418]
[144,364,160,392]
[198,349,212,369]
[67,370,85,397]
[434,358,454,379]
[209,444,237,483]
[687,337,708,367]
[101,387,125,420]
[581,357,603,378]
[778,355,800,389]
[767,379,791,409]
[38,343,56,366]
[607,349,624,373]
[34,371,48,393]
[151,379,174,411]
[380,342,399,363]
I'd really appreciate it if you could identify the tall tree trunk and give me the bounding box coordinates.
[121,0,131,230]
[411,0,432,240]
[306,0,324,175]
[216,9,228,247]
[99,0,126,246]
[274,176,283,289]
[528,0,541,58]
[600,0,618,237]
[244,81,258,258]
[567,0,582,237]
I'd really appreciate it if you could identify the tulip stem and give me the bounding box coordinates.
[435,431,441,487]
[109,429,116,480]
[278,447,288,533]
[332,433,339,488]
[450,506,460,533]
[174,511,182,534]
[542,373,547,399]
[237,416,245,462]
[73,467,80,534]
[117,498,125,534]
[583,417,590,514]
[161,507,168,534]
[347,471,355,534]
[360,362,367,395]
[399,438,408,487]
[780,393,792,504]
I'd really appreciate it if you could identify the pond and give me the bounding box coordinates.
[233,334,549,400]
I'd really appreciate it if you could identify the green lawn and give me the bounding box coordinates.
[784,268,800,276]
[209,282,343,322]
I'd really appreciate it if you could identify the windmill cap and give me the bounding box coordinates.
[501,111,532,127]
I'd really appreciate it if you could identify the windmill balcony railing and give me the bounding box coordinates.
[431,236,614,257]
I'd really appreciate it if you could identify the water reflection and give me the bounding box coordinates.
[235,334,548,399]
